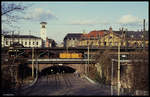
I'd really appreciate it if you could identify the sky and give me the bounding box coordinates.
[2,1,149,44]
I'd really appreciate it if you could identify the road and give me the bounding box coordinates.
[19,73,113,96]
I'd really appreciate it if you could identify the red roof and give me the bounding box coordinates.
[82,30,108,38]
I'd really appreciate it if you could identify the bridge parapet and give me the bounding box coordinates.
[27,58,95,64]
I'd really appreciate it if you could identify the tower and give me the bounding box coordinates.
[40,22,47,47]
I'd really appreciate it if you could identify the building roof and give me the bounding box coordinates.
[40,22,47,25]
[64,33,83,40]
[4,35,41,39]
[113,30,149,40]
[81,30,109,39]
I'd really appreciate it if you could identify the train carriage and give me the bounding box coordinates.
[59,53,82,59]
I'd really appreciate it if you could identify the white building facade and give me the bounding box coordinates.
[3,35,42,47]
[1,34,4,47]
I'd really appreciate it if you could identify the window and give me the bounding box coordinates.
[33,42,34,45]
[109,36,112,39]
[115,42,118,46]
[25,42,27,45]
[29,42,31,45]
[131,35,134,38]
[98,41,101,45]
[134,42,138,47]
[36,42,38,45]
[109,42,112,46]
[104,42,106,46]
[6,41,8,45]
[10,41,12,45]
[141,35,144,38]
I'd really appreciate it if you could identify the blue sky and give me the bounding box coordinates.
[2,2,149,43]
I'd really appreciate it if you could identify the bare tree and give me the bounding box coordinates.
[2,2,32,33]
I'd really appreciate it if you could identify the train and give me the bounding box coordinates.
[59,52,82,59]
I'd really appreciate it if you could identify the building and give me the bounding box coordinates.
[113,30,149,47]
[79,29,109,47]
[57,42,64,47]
[46,37,57,47]
[64,33,83,48]
[79,27,149,48]
[3,35,43,47]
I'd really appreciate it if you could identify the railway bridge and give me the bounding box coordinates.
[27,58,95,74]
[2,47,147,74]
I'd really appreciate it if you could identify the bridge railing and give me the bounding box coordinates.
[27,58,95,62]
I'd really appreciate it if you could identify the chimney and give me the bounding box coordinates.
[46,37,49,47]
[109,26,112,32]
[122,27,124,31]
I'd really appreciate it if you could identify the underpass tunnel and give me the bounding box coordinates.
[40,65,76,76]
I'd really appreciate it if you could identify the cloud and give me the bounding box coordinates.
[24,8,58,21]
[69,20,95,25]
[118,14,141,24]
[68,19,109,26]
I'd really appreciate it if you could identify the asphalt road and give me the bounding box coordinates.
[19,73,113,96]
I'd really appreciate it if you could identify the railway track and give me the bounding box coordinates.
[19,73,82,95]
[47,73,73,89]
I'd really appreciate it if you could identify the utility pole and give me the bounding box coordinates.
[32,47,34,78]
[87,44,89,75]
[111,59,114,95]
[12,31,14,46]
[143,19,146,50]
[29,30,31,48]
[67,42,68,53]
[117,37,121,96]
[17,31,19,43]
[36,55,38,78]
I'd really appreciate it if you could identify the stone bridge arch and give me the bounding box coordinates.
[27,63,85,74]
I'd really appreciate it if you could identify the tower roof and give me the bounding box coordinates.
[40,22,47,25]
